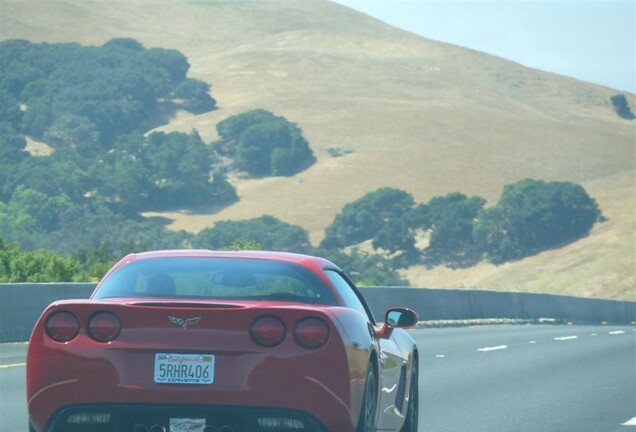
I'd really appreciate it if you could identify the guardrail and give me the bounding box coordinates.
[1,284,635,342]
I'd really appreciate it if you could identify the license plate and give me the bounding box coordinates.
[154,353,215,384]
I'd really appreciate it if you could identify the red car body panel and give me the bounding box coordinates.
[27,250,418,432]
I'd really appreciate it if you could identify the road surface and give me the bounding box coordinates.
[2,325,634,431]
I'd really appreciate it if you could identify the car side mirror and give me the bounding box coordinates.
[376,307,419,338]
[386,308,419,328]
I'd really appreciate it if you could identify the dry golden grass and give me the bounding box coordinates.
[2,0,634,299]
[24,137,53,156]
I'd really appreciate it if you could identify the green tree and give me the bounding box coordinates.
[0,39,234,258]
[0,237,87,282]
[222,239,263,251]
[42,114,100,156]
[473,179,603,263]
[8,187,76,231]
[174,79,217,113]
[94,131,236,210]
[72,242,118,281]
[193,215,311,253]
[215,109,315,177]
[0,58,44,97]
[37,198,192,256]
[0,90,23,128]
[91,132,149,207]
[4,249,85,282]
[610,94,635,120]
[8,154,89,201]
[0,122,28,164]
[216,109,276,140]
[0,127,27,201]
[2,38,214,146]
[142,47,190,85]
[21,100,53,138]
[416,193,486,262]
[314,247,408,286]
[372,219,416,255]
[143,131,218,205]
[0,200,42,250]
[321,188,415,249]
[371,219,419,267]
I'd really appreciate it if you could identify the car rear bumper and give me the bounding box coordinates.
[36,403,328,432]
[28,360,358,432]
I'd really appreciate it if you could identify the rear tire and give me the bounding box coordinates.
[357,365,378,432]
[400,357,419,432]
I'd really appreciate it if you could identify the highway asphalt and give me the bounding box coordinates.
[414,325,636,432]
[2,325,634,431]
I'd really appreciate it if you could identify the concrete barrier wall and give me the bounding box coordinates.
[1,284,635,342]
[361,287,636,325]
[0,283,96,343]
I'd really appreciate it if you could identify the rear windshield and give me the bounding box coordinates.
[94,257,337,305]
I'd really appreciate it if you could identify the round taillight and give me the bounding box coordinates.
[294,317,329,349]
[45,311,80,342]
[88,312,121,343]
[250,316,286,347]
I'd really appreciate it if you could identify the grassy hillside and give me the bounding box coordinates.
[1,0,634,300]
[404,172,635,300]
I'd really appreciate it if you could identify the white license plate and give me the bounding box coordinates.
[154,353,215,385]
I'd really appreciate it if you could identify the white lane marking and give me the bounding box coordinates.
[0,363,26,369]
[609,330,625,335]
[477,345,508,352]
[435,354,445,358]
[623,416,636,425]
[382,384,397,393]
[554,336,578,341]
[529,341,537,344]
[591,333,597,336]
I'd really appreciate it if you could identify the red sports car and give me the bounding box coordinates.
[27,250,419,432]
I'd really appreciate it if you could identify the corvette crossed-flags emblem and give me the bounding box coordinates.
[169,316,201,329]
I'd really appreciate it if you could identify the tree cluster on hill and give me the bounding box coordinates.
[0,39,318,259]
[186,178,601,282]
[473,179,604,263]
[1,38,215,145]
[0,39,319,237]
[321,179,603,268]
[411,192,487,266]
[0,188,191,257]
[193,215,312,253]
[0,177,603,285]
[610,94,635,120]
[97,131,237,209]
[322,188,415,249]
[214,109,316,177]
[189,216,406,286]
[0,38,240,264]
